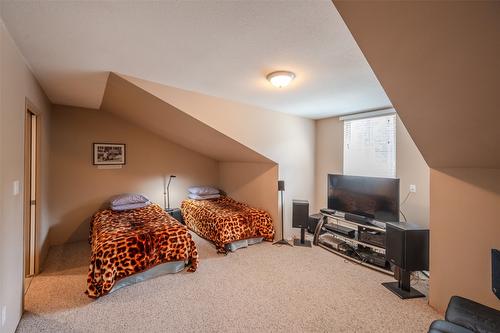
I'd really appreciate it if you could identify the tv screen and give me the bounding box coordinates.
[328,174,400,222]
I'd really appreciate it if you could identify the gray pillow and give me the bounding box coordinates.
[110,193,150,206]
[187,186,220,195]
[111,201,152,211]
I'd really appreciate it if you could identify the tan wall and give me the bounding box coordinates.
[0,21,51,333]
[314,116,343,212]
[430,168,500,312]
[121,74,316,239]
[101,74,271,164]
[314,115,430,226]
[334,1,500,169]
[396,116,430,226]
[218,162,279,236]
[48,106,218,245]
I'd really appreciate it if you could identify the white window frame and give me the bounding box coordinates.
[341,110,396,178]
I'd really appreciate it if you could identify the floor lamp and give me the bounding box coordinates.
[164,175,176,211]
[273,180,292,246]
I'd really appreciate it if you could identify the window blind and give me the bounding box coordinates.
[343,114,396,178]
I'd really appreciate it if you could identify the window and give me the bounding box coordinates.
[343,114,396,178]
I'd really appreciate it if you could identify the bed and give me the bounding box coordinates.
[181,196,275,253]
[86,203,198,298]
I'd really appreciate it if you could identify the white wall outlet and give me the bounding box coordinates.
[12,180,20,196]
[409,184,417,193]
[1,305,6,327]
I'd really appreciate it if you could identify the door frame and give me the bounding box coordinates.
[23,98,42,288]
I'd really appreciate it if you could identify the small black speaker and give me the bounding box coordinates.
[307,214,323,234]
[385,222,429,271]
[493,249,500,299]
[292,200,309,228]
[292,200,311,247]
[278,180,285,191]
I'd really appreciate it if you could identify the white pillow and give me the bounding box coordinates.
[187,186,220,195]
[188,193,221,200]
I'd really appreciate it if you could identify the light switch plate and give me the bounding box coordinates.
[13,180,20,196]
[1,305,6,327]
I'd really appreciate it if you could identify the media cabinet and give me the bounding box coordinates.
[313,212,393,275]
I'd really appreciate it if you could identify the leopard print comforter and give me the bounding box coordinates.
[86,203,198,298]
[181,196,275,253]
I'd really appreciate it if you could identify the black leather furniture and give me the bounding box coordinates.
[428,296,500,333]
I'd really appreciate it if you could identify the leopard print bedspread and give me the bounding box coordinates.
[181,196,275,253]
[86,203,198,298]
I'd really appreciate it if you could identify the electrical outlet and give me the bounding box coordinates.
[409,184,417,193]
[1,305,6,327]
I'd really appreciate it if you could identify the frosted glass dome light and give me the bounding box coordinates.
[266,71,296,88]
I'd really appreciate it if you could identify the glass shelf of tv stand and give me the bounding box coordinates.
[314,213,392,275]
[322,230,386,252]
[316,241,392,275]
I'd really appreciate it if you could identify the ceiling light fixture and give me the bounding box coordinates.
[266,71,296,88]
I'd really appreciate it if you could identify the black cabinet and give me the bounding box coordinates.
[166,208,184,224]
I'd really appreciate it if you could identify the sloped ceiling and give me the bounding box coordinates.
[101,73,273,164]
[0,0,390,118]
[334,1,500,168]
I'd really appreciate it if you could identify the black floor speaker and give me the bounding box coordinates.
[383,222,429,299]
[292,200,311,247]
[385,222,429,272]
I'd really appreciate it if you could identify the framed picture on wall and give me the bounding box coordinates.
[93,143,126,165]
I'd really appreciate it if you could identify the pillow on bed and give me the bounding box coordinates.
[110,193,150,207]
[111,201,152,211]
[188,193,221,200]
[188,186,220,196]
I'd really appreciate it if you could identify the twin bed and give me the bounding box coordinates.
[86,193,274,297]
[182,196,275,253]
[86,203,198,297]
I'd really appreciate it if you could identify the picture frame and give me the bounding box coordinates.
[93,143,126,165]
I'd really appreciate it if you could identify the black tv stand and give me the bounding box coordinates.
[314,212,392,275]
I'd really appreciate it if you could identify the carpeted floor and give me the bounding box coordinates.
[17,234,440,332]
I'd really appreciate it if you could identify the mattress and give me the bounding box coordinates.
[109,260,185,293]
[181,196,275,253]
[86,203,199,298]
[225,237,264,252]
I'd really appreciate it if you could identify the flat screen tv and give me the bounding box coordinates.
[328,174,400,222]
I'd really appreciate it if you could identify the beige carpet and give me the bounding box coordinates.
[17,234,440,332]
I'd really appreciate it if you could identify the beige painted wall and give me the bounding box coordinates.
[118,74,316,239]
[218,162,279,236]
[314,115,430,226]
[334,1,500,169]
[0,21,51,333]
[48,106,218,245]
[314,116,343,212]
[430,168,500,312]
[101,74,271,164]
[396,116,430,227]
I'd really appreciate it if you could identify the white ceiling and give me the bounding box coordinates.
[0,1,391,119]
